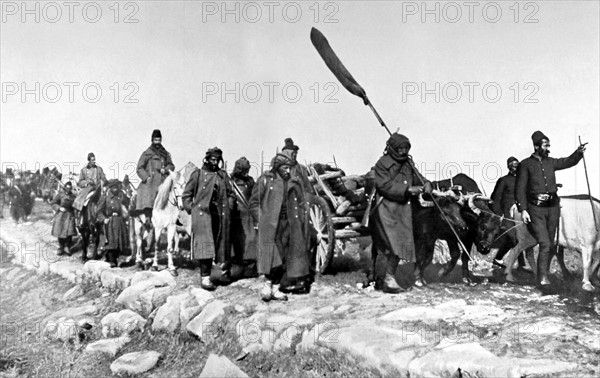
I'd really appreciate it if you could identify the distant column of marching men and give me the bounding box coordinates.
[0,128,587,298]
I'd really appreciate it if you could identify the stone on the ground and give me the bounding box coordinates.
[408,342,578,377]
[180,305,203,329]
[189,286,215,307]
[130,270,176,287]
[186,300,228,341]
[199,354,249,378]
[152,292,197,333]
[85,336,131,357]
[43,317,94,342]
[63,285,85,301]
[49,261,82,282]
[101,309,147,337]
[115,272,176,317]
[100,269,132,291]
[381,300,468,322]
[296,323,338,353]
[45,304,99,323]
[328,324,431,373]
[110,350,161,375]
[82,260,111,280]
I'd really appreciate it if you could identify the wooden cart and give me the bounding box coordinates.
[307,165,371,273]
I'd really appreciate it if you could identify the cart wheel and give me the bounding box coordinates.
[308,195,335,274]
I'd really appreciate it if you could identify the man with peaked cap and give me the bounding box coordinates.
[51,181,77,256]
[74,152,107,211]
[282,138,315,195]
[249,150,312,301]
[136,129,175,217]
[370,133,432,293]
[97,179,130,267]
[490,156,531,271]
[515,130,585,286]
[182,147,235,290]
[230,157,258,279]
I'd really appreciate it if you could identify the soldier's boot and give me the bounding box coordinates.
[106,251,117,268]
[201,276,216,291]
[57,239,66,256]
[382,255,405,294]
[537,251,551,286]
[260,279,273,302]
[271,284,288,301]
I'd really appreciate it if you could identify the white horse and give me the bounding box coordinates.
[149,162,196,275]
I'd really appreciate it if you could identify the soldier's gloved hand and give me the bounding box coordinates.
[104,218,110,224]
[521,210,531,224]
[423,182,433,195]
[160,168,166,175]
[408,186,423,195]
[577,143,587,154]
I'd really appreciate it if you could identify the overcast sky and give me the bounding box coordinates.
[1,1,598,196]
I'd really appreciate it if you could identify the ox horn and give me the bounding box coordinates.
[467,193,482,215]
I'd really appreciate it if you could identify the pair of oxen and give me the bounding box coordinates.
[369,173,600,292]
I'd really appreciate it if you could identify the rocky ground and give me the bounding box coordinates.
[1,201,599,377]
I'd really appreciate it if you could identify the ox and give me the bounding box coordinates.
[476,195,600,291]
[412,173,497,286]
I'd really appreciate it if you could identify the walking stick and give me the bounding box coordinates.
[578,136,598,231]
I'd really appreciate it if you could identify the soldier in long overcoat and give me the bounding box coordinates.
[370,133,432,294]
[230,157,258,277]
[249,150,311,301]
[51,181,77,255]
[182,147,235,290]
[282,138,315,195]
[97,179,130,267]
[136,129,175,216]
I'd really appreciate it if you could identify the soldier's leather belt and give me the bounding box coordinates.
[528,193,557,207]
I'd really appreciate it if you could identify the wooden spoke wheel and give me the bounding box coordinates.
[308,195,335,274]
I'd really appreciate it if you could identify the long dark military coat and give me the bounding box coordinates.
[51,190,77,238]
[370,155,428,262]
[136,145,175,211]
[249,172,310,278]
[231,175,257,261]
[491,173,517,216]
[182,166,233,262]
[97,191,130,251]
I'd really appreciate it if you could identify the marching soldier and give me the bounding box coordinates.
[515,130,585,286]
[490,156,530,270]
[370,133,432,293]
[51,181,77,256]
[182,147,234,291]
[249,150,312,301]
[97,179,130,267]
[230,157,258,278]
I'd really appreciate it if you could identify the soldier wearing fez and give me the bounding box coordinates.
[250,150,312,302]
[182,147,235,291]
[282,138,314,194]
[51,181,77,256]
[136,129,175,221]
[370,133,432,294]
[515,130,585,286]
[97,179,130,268]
